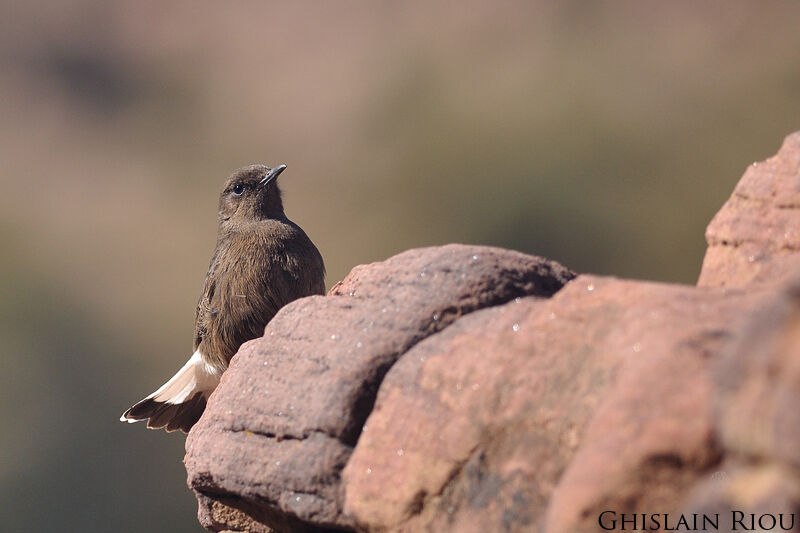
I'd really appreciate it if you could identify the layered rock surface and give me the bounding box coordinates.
[185,132,800,532]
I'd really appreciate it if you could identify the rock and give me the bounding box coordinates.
[540,280,770,533]
[715,274,800,466]
[698,132,800,289]
[676,273,800,532]
[344,276,769,532]
[194,493,274,533]
[186,132,800,533]
[681,463,800,533]
[684,132,800,532]
[185,244,574,532]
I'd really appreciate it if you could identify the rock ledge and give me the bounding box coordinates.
[186,132,800,533]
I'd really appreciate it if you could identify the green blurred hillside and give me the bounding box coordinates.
[1,2,799,531]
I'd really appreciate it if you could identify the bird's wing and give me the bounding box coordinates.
[194,239,286,369]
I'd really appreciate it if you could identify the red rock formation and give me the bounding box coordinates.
[699,132,800,288]
[185,132,800,532]
[185,245,574,532]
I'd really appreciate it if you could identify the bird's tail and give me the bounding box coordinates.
[120,350,222,433]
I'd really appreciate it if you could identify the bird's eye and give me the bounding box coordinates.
[232,184,245,196]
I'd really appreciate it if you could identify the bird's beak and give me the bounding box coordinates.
[259,164,287,186]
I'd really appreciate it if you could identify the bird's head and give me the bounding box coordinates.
[218,164,287,225]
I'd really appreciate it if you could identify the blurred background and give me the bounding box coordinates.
[1,1,799,531]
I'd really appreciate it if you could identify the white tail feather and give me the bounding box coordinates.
[119,350,222,422]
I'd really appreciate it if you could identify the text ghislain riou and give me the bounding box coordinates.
[598,511,795,531]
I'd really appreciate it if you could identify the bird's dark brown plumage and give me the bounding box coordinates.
[121,164,325,432]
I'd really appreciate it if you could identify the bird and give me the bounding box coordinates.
[121,164,326,432]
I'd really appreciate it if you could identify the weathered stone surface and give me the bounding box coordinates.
[682,463,800,532]
[715,275,800,467]
[195,493,273,533]
[675,274,800,533]
[699,132,800,289]
[185,244,574,532]
[541,280,772,533]
[680,133,800,532]
[343,275,769,532]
